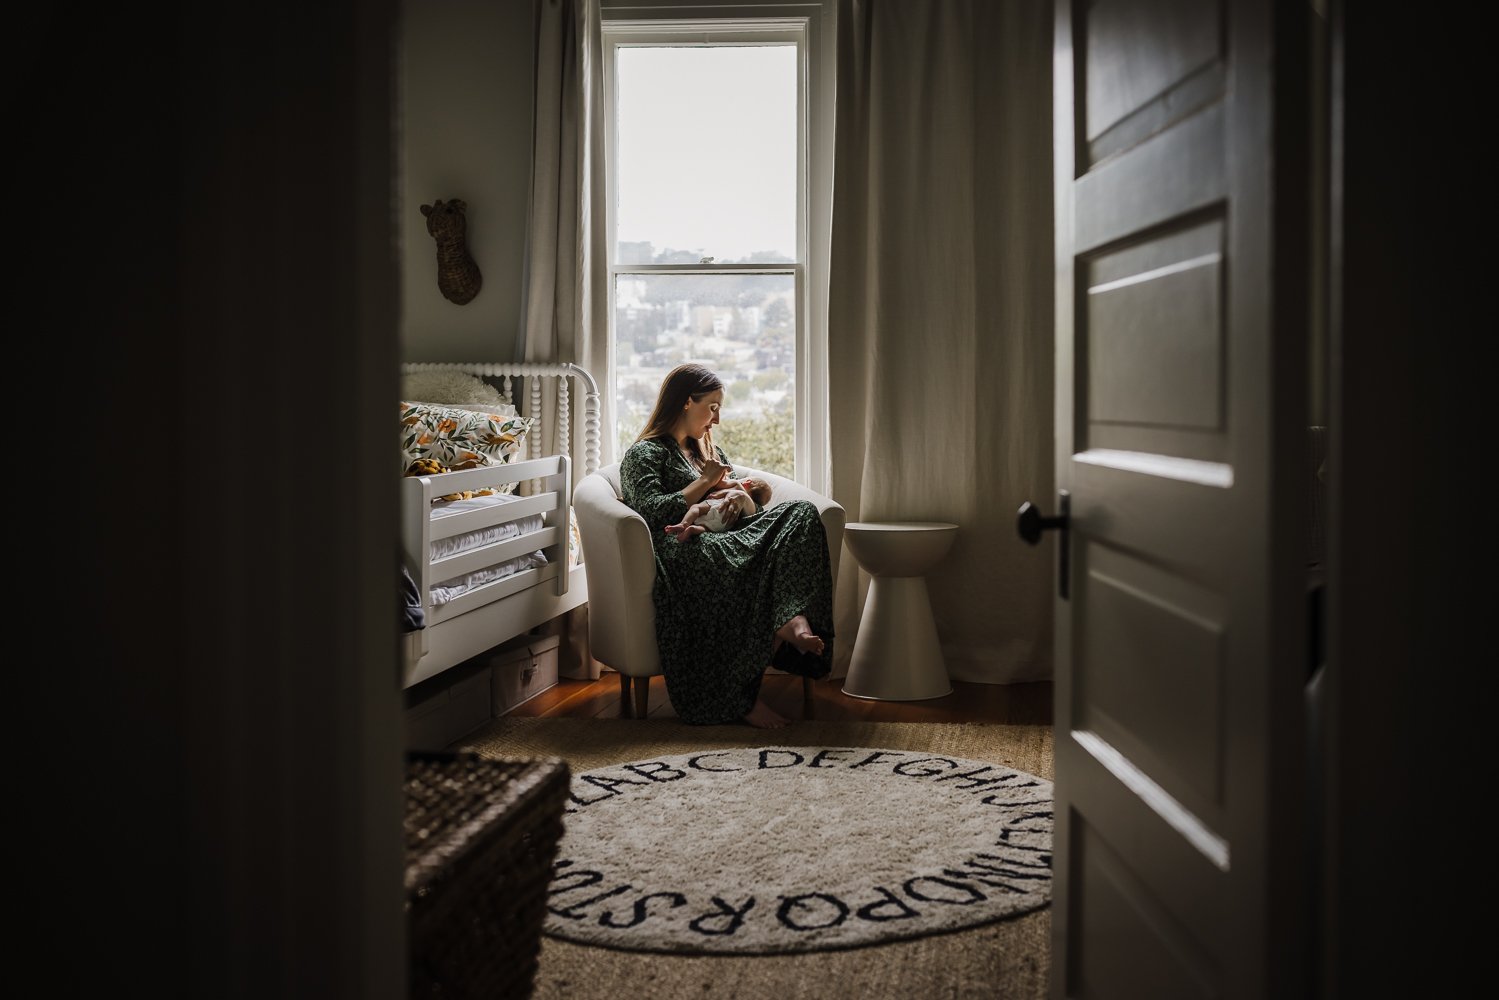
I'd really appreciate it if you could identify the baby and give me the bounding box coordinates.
[664,477,772,542]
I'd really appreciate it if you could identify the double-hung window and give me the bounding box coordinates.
[603,11,827,487]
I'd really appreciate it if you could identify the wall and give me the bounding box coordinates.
[27,3,407,995]
[401,0,536,361]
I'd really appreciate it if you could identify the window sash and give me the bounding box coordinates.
[602,10,825,490]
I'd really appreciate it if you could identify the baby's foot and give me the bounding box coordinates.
[672,524,706,543]
[664,523,683,535]
[744,700,789,729]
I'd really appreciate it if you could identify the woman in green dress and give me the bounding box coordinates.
[620,363,834,728]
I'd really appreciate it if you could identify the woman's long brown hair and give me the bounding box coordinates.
[634,362,724,463]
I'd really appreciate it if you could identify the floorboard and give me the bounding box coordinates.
[512,670,1053,726]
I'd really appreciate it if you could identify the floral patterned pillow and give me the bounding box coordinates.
[399,401,534,478]
[568,506,583,568]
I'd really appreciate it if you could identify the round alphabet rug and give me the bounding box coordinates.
[542,746,1054,954]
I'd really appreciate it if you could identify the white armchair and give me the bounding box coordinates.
[572,462,845,718]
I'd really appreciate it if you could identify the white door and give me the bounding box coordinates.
[1034,1,1312,996]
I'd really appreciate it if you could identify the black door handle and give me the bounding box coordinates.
[1016,491,1070,599]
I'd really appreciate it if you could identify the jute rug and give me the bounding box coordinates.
[456,717,1054,1000]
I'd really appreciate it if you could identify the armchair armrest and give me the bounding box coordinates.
[573,471,661,676]
[732,465,846,586]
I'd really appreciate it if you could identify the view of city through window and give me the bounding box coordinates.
[615,270,795,474]
[612,43,799,476]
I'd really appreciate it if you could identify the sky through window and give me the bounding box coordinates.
[615,45,797,263]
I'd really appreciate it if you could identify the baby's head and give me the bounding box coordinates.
[740,477,772,503]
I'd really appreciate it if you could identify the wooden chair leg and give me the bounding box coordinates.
[633,676,650,719]
[803,676,815,719]
[618,673,633,718]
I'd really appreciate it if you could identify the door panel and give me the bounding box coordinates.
[1085,221,1225,436]
[1052,1,1309,997]
[1085,0,1223,148]
[1082,0,1222,157]
[1079,549,1226,811]
[1073,821,1218,1000]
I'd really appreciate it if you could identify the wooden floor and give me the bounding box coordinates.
[508,671,1053,726]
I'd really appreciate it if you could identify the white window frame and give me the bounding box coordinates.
[600,2,833,493]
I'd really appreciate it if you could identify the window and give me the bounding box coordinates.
[603,12,828,486]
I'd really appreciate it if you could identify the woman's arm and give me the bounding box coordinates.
[620,441,721,532]
[702,446,747,527]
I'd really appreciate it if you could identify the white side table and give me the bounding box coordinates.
[841,521,959,701]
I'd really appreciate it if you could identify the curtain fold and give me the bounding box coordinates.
[519,0,610,679]
[827,0,1055,684]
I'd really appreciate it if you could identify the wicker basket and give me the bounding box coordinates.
[405,751,570,999]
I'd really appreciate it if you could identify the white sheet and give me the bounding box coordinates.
[427,491,550,606]
[429,551,548,607]
[429,492,545,560]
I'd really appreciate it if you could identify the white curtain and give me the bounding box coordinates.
[519,0,610,679]
[519,0,610,456]
[827,0,1055,684]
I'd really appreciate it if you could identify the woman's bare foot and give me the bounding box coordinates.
[775,614,825,656]
[789,629,823,656]
[744,699,789,729]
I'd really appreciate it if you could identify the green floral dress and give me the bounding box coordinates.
[620,437,834,724]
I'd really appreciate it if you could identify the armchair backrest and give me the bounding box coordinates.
[597,462,625,499]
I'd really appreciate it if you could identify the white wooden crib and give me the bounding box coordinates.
[400,362,600,689]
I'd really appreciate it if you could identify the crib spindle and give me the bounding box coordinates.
[583,387,601,475]
[557,378,571,465]
[529,378,543,462]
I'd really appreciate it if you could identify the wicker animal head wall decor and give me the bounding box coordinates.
[420,198,483,305]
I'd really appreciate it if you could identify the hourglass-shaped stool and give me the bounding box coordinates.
[841,521,959,701]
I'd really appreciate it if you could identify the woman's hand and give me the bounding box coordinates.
[680,458,729,506]
[699,459,728,489]
[717,487,753,529]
